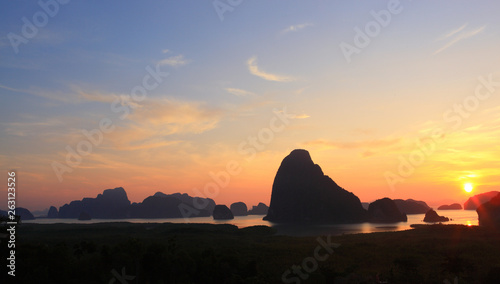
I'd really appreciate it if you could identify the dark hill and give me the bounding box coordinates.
[230,202,248,216]
[264,149,367,223]
[59,187,130,218]
[438,203,462,210]
[58,188,214,219]
[477,192,500,227]
[368,198,407,223]
[394,199,431,214]
[464,191,500,210]
[0,207,35,220]
[248,203,269,215]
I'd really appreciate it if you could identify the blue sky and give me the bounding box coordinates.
[1,0,500,211]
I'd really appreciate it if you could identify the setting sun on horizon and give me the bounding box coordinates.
[464,183,474,193]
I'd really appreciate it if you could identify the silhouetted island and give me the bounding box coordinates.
[213,205,234,220]
[477,192,500,227]
[393,199,431,214]
[423,209,449,222]
[47,206,58,218]
[230,202,248,216]
[59,187,130,218]
[130,192,214,218]
[0,207,35,220]
[368,198,407,223]
[248,203,269,215]
[57,187,215,219]
[264,149,367,223]
[438,203,462,210]
[464,191,500,210]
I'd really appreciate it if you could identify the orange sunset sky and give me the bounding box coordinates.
[1,1,500,212]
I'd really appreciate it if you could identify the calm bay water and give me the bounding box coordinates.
[25,210,479,236]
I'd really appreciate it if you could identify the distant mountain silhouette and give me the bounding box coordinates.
[59,187,130,218]
[58,187,215,219]
[130,192,213,218]
[394,199,431,214]
[368,198,407,223]
[264,149,367,223]
[248,203,269,215]
[230,202,248,216]
[47,206,58,218]
[423,209,449,222]
[477,192,500,227]
[464,191,500,210]
[0,207,35,221]
[438,203,462,210]
[155,192,216,215]
[213,205,234,220]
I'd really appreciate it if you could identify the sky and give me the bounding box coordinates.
[1,0,500,212]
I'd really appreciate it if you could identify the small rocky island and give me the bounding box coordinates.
[423,209,449,223]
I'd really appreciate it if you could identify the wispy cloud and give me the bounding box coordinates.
[291,113,310,119]
[158,54,190,67]
[303,138,401,150]
[282,23,313,34]
[0,83,24,93]
[0,83,75,102]
[434,24,486,55]
[128,98,222,134]
[225,88,256,97]
[247,56,294,82]
[441,23,468,39]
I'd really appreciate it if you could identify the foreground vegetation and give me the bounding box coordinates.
[2,222,500,283]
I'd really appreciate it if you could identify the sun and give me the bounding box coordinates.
[464,183,473,193]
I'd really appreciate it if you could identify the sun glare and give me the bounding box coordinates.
[464,183,473,193]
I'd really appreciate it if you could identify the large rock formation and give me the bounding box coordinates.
[423,209,449,222]
[477,192,500,227]
[438,203,462,210]
[230,202,248,216]
[58,188,215,219]
[166,192,216,215]
[263,149,367,223]
[213,205,234,220]
[47,206,58,218]
[464,191,500,210]
[59,187,130,219]
[248,203,269,215]
[368,198,407,223]
[137,192,215,218]
[130,195,186,218]
[394,199,431,214]
[17,208,35,220]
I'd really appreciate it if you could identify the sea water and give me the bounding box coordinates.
[24,210,479,236]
